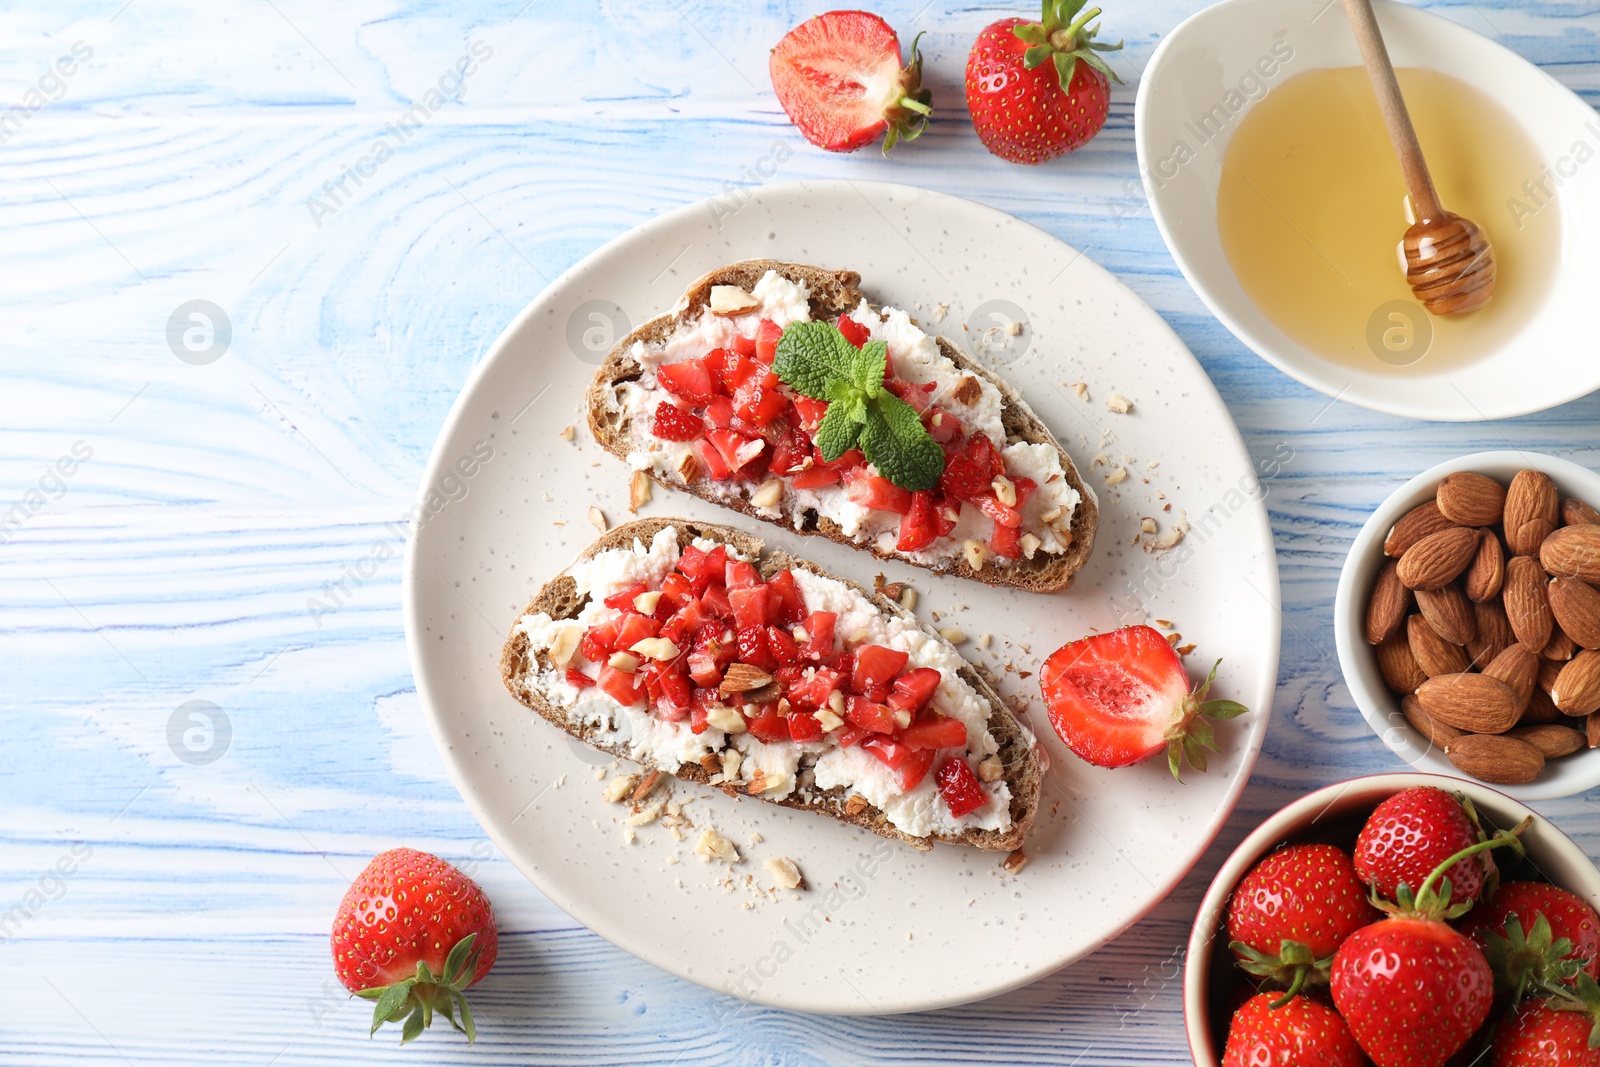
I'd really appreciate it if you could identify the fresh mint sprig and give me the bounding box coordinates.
[772,321,943,492]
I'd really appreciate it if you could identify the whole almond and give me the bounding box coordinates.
[1552,650,1600,715]
[1464,531,1505,603]
[1482,645,1539,710]
[1366,560,1413,645]
[1548,577,1600,650]
[1385,500,1454,558]
[1541,525,1600,584]
[1544,627,1578,662]
[1505,555,1554,653]
[1563,497,1600,527]
[1377,629,1429,694]
[1505,470,1560,556]
[1416,585,1476,646]
[1523,686,1562,725]
[1416,673,1522,734]
[1445,733,1545,785]
[1397,526,1479,591]
[1402,692,1463,749]
[1408,614,1469,678]
[1436,472,1506,527]
[1507,723,1586,759]
[1589,712,1600,749]
[1468,600,1514,669]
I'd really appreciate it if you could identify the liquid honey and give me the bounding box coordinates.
[1217,67,1561,374]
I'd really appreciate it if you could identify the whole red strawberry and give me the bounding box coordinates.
[1228,843,1380,993]
[1462,881,1600,1002]
[1332,819,1529,1067]
[964,1,1123,164]
[1354,786,1489,904]
[332,848,499,1044]
[1492,1002,1600,1066]
[770,11,932,154]
[1222,993,1365,1067]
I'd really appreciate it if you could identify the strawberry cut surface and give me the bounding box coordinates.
[769,11,932,154]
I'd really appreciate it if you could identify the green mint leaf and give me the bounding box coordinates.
[815,400,862,461]
[850,341,888,397]
[860,392,943,491]
[772,321,861,400]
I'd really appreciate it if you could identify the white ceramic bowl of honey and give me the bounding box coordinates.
[1136,0,1600,421]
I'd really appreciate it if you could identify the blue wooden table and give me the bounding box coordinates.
[5,1,1598,1063]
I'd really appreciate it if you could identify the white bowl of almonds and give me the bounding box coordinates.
[1335,451,1600,800]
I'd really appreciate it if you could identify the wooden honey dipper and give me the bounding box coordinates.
[1342,0,1497,315]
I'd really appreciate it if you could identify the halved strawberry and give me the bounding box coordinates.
[1038,625,1247,779]
[770,11,933,155]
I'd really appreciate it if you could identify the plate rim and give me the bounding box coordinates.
[402,178,1283,1014]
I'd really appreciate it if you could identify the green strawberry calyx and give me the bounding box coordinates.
[1483,911,1587,1008]
[1534,972,1600,1049]
[882,32,933,156]
[1229,937,1332,1007]
[1012,1,1125,92]
[1163,659,1250,783]
[354,932,483,1045]
[1376,816,1532,923]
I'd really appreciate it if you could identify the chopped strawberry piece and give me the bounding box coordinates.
[990,521,1021,560]
[581,617,621,662]
[820,446,866,472]
[652,402,704,442]
[704,396,735,429]
[695,546,728,594]
[976,493,1023,528]
[852,644,910,693]
[597,665,645,707]
[835,725,871,748]
[845,694,897,734]
[699,581,732,619]
[861,735,912,769]
[935,757,988,817]
[896,491,939,552]
[802,611,837,660]
[657,358,717,406]
[971,433,1005,478]
[791,465,841,490]
[723,355,765,393]
[614,612,658,649]
[737,626,777,672]
[790,665,844,708]
[900,713,967,750]
[755,319,783,364]
[792,395,828,433]
[924,406,964,443]
[885,377,930,412]
[766,625,802,666]
[707,428,765,473]
[677,543,707,579]
[747,704,789,743]
[658,572,693,611]
[565,668,595,689]
[888,667,941,712]
[603,583,648,611]
[844,467,914,515]
[769,426,812,476]
[705,347,739,379]
[939,449,990,502]
[694,438,734,480]
[731,334,757,359]
[729,585,770,630]
[787,711,824,742]
[654,669,693,720]
[898,748,937,790]
[734,379,791,426]
[660,599,709,644]
[725,560,762,590]
[1012,476,1037,506]
[837,315,871,348]
[932,497,961,537]
[766,570,806,624]
[690,688,718,734]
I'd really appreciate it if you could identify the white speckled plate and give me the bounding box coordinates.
[404,180,1280,1015]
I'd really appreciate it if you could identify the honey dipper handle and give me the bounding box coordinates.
[1341,0,1443,221]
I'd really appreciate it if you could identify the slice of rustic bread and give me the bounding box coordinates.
[585,259,1098,593]
[500,517,1041,852]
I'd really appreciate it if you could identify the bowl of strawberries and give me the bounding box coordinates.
[1185,773,1600,1066]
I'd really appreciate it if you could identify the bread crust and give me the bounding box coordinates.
[500,517,1041,852]
[585,259,1098,593]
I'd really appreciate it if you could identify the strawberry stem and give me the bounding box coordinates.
[1271,965,1309,1010]
[1415,817,1531,904]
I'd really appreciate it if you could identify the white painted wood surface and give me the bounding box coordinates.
[2,1,1597,1063]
